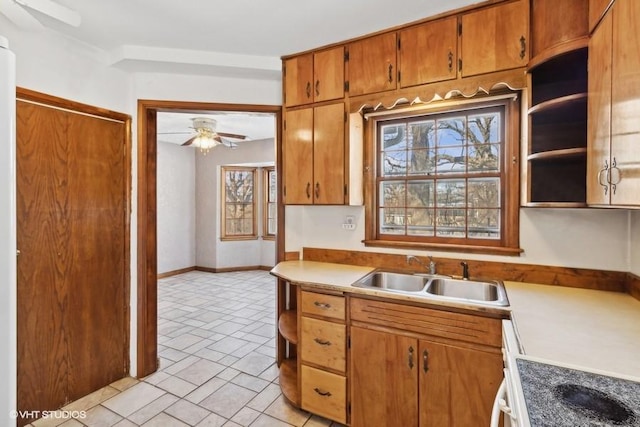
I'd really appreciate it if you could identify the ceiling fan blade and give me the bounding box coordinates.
[157,131,193,135]
[217,131,247,140]
[181,136,197,146]
[0,0,45,30]
[15,0,81,27]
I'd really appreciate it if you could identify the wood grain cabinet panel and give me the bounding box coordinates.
[399,16,458,87]
[347,32,397,96]
[301,365,347,423]
[283,103,345,205]
[300,317,346,372]
[301,290,345,320]
[588,0,640,207]
[284,47,344,107]
[460,0,529,77]
[589,0,615,33]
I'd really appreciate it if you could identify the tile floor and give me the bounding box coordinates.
[29,270,345,427]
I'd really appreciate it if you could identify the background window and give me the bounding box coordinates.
[263,167,277,238]
[221,167,257,240]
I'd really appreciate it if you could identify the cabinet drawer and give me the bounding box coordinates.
[301,365,347,424]
[301,291,345,320]
[350,297,502,348]
[301,317,346,372]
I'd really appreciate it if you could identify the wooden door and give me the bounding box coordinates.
[314,47,344,103]
[530,0,588,58]
[419,340,503,426]
[313,103,344,205]
[17,99,128,421]
[587,10,613,205]
[348,32,397,96]
[284,53,313,107]
[460,0,529,77]
[283,107,314,204]
[350,326,417,427]
[399,16,458,88]
[610,0,640,206]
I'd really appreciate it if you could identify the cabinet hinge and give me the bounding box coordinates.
[458,58,462,72]
[344,111,347,122]
[398,70,401,82]
[397,38,401,50]
[344,50,349,62]
[344,184,347,196]
[348,336,351,348]
[344,81,349,92]
[458,22,462,36]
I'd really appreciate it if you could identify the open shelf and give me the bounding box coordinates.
[528,93,587,116]
[527,147,587,161]
[280,358,299,406]
[278,310,298,344]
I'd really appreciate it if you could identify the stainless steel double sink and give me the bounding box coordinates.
[352,271,509,306]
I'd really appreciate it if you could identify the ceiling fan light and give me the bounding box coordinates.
[194,135,221,155]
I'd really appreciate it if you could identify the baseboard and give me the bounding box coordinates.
[195,265,273,273]
[301,247,629,294]
[157,266,196,279]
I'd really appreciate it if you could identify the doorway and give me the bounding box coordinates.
[137,100,282,378]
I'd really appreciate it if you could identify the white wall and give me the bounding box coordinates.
[286,206,633,271]
[195,139,276,269]
[631,211,640,276]
[157,142,196,274]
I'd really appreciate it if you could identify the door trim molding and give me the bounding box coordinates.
[136,99,282,378]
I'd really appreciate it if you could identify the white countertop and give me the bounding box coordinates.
[504,281,640,379]
[272,260,640,378]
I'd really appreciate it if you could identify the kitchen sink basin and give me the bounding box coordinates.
[425,278,509,306]
[352,271,429,292]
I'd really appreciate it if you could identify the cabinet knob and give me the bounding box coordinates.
[408,346,414,369]
[519,36,526,60]
[306,182,311,199]
[315,182,320,199]
[314,387,332,397]
[388,64,393,83]
[423,349,429,373]
[448,51,453,72]
[315,80,320,97]
[314,338,332,346]
[306,82,311,99]
[313,301,331,309]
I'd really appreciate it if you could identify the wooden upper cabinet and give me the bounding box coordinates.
[531,0,588,60]
[347,32,397,96]
[284,54,314,107]
[399,16,458,88]
[610,0,640,205]
[313,102,345,205]
[589,0,614,33]
[460,0,529,77]
[283,107,314,204]
[284,46,344,107]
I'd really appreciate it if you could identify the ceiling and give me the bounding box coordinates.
[1,0,482,146]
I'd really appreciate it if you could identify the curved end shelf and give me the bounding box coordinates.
[527,37,589,72]
[278,310,298,344]
[527,147,587,161]
[279,358,299,406]
[528,93,587,115]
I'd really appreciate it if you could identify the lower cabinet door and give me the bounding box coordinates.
[301,365,347,423]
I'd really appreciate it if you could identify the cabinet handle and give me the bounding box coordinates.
[388,64,393,83]
[408,346,414,369]
[314,338,331,346]
[611,157,621,195]
[315,80,320,96]
[314,387,332,397]
[306,82,311,99]
[448,51,453,72]
[306,182,311,199]
[519,36,526,60]
[423,349,429,373]
[597,160,609,195]
[313,301,331,309]
[315,182,320,199]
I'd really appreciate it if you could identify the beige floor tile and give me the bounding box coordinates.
[165,400,211,425]
[128,393,179,425]
[264,396,311,427]
[230,373,269,392]
[246,383,281,412]
[102,382,166,417]
[249,414,294,427]
[184,377,227,404]
[81,405,123,427]
[195,412,228,427]
[174,358,225,385]
[231,353,275,376]
[141,412,189,427]
[62,386,120,412]
[155,374,198,397]
[302,415,333,427]
[110,377,139,392]
[229,407,260,426]
[58,420,83,427]
[199,383,257,419]
[112,420,137,427]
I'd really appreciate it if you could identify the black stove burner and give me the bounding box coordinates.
[553,383,637,425]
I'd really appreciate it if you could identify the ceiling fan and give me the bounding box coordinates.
[0,0,81,30]
[160,117,248,154]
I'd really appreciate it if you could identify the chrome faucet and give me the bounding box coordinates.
[460,261,469,280]
[407,255,437,275]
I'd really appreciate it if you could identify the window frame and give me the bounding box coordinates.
[363,95,522,255]
[221,166,258,241]
[263,166,277,240]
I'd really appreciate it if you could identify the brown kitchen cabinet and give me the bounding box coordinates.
[589,0,615,33]
[347,32,397,97]
[460,0,529,77]
[398,16,458,88]
[588,0,640,206]
[350,298,503,427]
[284,46,344,107]
[283,102,345,205]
